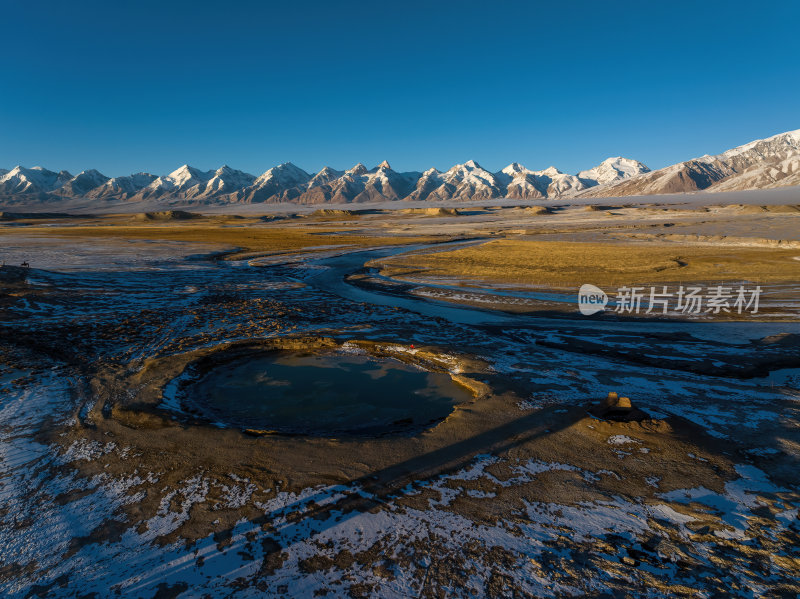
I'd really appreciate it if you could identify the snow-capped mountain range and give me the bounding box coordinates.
[0,158,650,206]
[1,129,798,208]
[582,129,800,198]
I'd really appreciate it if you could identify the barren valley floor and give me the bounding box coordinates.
[1,194,799,597]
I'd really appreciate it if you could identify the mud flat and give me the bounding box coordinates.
[47,331,797,597]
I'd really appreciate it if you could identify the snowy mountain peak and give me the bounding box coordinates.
[0,165,73,194]
[70,169,108,184]
[578,157,650,187]
[87,172,157,198]
[309,166,344,186]
[278,163,310,180]
[167,164,211,184]
[711,128,800,163]
[346,163,368,176]
[378,160,392,170]
[447,161,491,177]
[257,162,309,179]
[60,169,111,195]
[244,163,310,200]
[580,128,800,198]
[501,163,527,176]
[168,164,191,177]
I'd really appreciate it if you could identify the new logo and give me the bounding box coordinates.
[578,284,608,315]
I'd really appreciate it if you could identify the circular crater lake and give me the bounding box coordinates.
[178,350,473,436]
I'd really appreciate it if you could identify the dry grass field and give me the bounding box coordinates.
[7,220,440,257]
[374,239,800,288]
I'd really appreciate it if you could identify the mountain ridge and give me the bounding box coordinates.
[580,129,800,198]
[1,129,798,207]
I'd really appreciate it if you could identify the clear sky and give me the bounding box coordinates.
[1,0,798,177]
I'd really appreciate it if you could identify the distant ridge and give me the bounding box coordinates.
[1,129,798,208]
[581,129,800,198]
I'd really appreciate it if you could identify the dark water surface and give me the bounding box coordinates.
[186,351,472,436]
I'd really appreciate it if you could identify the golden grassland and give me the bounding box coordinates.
[6,217,800,288]
[374,239,800,288]
[3,220,442,256]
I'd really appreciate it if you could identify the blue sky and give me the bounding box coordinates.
[1,0,798,177]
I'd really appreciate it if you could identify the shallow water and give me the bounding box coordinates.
[183,351,472,436]
[307,245,800,339]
